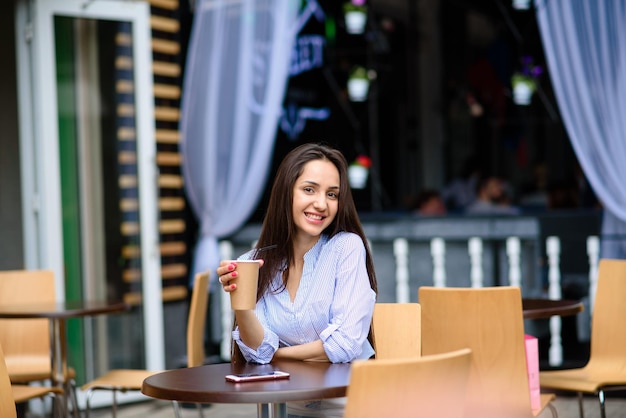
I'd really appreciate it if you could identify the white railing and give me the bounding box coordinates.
[218,233,601,366]
[421,234,599,366]
[393,238,410,302]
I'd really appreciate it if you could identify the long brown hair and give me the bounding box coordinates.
[254,142,377,298]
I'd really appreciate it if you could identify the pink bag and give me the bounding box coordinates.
[524,334,541,412]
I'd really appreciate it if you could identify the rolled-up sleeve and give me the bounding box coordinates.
[232,329,279,364]
[319,234,376,363]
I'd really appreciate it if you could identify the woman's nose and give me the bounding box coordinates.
[313,194,327,209]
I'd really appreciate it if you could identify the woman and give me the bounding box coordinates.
[217,143,377,416]
[218,142,377,362]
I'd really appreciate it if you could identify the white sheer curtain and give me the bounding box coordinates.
[536,0,626,258]
[181,0,300,293]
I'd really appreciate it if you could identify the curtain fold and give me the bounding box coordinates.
[181,0,300,292]
[535,0,626,258]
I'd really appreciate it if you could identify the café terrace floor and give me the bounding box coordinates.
[84,394,626,418]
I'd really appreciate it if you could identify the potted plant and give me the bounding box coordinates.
[343,1,367,34]
[511,73,537,105]
[348,154,372,189]
[511,56,543,105]
[347,65,370,102]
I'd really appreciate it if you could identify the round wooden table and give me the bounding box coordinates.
[522,298,584,319]
[0,300,129,417]
[142,360,352,418]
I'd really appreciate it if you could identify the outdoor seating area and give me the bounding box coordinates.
[3,1,626,418]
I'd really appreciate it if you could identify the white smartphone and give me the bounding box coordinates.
[225,370,290,383]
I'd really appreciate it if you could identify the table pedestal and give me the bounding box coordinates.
[259,402,288,418]
[50,318,72,417]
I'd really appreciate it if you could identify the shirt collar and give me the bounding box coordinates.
[303,233,328,265]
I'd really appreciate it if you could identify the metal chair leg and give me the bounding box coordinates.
[598,389,606,418]
[112,390,118,418]
[85,389,95,418]
[65,379,80,418]
[547,403,558,418]
[84,389,125,418]
[577,392,585,418]
[51,392,66,418]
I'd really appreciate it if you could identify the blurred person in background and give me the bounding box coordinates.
[413,189,447,216]
[465,175,520,215]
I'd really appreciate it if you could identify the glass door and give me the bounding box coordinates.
[15,0,163,402]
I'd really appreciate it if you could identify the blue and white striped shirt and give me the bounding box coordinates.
[233,232,376,364]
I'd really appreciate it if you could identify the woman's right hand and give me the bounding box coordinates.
[217,260,238,293]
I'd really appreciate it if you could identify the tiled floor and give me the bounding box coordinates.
[83,393,626,418]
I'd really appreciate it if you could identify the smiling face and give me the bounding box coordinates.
[291,159,340,243]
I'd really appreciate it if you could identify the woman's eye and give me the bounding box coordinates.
[303,187,315,193]
[328,192,338,199]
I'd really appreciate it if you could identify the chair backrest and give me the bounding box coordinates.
[588,259,626,369]
[344,347,472,418]
[186,271,210,368]
[0,344,18,418]
[372,303,421,359]
[0,270,55,379]
[420,286,532,418]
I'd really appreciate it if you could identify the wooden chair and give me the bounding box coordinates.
[0,269,79,415]
[419,286,556,418]
[1,342,65,418]
[540,258,626,418]
[0,270,58,380]
[344,347,472,418]
[372,303,421,359]
[81,271,210,418]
